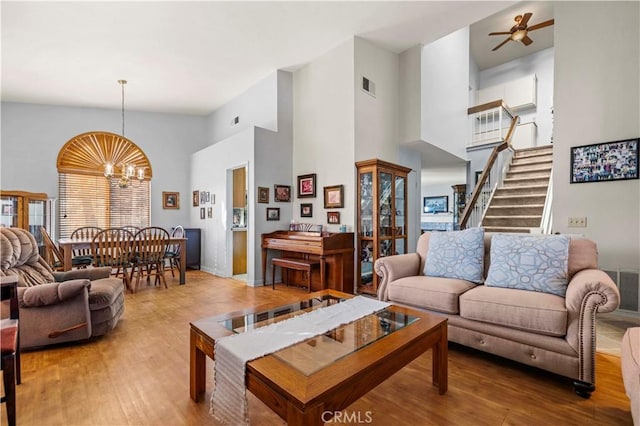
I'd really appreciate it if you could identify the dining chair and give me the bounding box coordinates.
[165,225,184,278]
[132,227,170,292]
[121,225,141,234]
[39,226,65,271]
[70,226,103,268]
[1,276,20,426]
[91,228,135,291]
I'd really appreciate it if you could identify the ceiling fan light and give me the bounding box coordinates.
[512,29,527,41]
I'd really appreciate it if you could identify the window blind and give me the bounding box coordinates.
[58,173,150,238]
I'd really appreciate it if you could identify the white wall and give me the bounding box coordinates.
[205,72,278,143]
[422,27,470,160]
[354,37,399,163]
[191,127,255,279]
[293,38,355,233]
[479,48,555,147]
[399,45,422,145]
[553,2,639,273]
[0,102,207,233]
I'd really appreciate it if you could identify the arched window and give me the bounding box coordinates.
[57,131,153,237]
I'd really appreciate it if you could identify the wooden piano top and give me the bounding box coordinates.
[261,230,354,254]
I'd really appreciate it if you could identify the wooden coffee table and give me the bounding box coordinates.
[190,290,447,425]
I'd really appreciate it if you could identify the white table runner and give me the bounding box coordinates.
[210,296,390,425]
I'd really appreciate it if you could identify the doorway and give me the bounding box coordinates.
[231,166,247,278]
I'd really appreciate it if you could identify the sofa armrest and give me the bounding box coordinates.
[564,269,620,384]
[52,267,111,282]
[19,280,91,308]
[374,253,421,301]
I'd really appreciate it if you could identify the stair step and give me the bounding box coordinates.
[486,205,544,215]
[494,185,548,196]
[482,215,542,227]
[510,159,553,169]
[503,176,550,187]
[482,226,534,234]
[514,146,553,158]
[491,194,547,205]
[507,170,551,179]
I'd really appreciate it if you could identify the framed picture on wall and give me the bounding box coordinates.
[327,211,340,224]
[570,138,639,183]
[266,207,280,221]
[323,185,344,208]
[274,185,291,202]
[258,187,269,203]
[297,173,316,198]
[200,207,205,219]
[162,192,180,209]
[300,203,313,218]
[192,191,200,207]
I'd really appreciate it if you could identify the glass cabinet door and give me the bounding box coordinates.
[378,172,392,237]
[28,199,47,245]
[360,172,373,237]
[0,196,19,228]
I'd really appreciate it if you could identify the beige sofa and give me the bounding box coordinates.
[375,231,620,398]
[0,227,125,349]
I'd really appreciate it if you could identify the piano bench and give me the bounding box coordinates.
[271,257,319,292]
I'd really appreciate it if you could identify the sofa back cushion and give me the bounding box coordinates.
[423,228,485,283]
[485,234,570,297]
[0,227,55,286]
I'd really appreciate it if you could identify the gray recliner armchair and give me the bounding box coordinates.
[0,227,124,349]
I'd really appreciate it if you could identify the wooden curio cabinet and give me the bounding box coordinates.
[0,190,50,246]
[451,184,466,230]
[356,159,411,295]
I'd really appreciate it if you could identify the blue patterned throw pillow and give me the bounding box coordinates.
[486,234,570,297]
[423,228,485,283]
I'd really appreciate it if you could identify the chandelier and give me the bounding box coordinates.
[103,79,145,188]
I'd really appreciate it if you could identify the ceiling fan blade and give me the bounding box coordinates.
[492,37,511,52]
[521,35,533,46]
[528,19,555,31]
[488,31,512,36]
[519,12,533,27]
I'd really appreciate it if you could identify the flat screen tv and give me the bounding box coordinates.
[570,138,638,183]
[423,196,448,214]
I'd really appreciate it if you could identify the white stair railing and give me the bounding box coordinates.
[540,173,553,234]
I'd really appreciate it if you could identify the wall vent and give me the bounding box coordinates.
[604,269,639,312]
[361,76,376,98]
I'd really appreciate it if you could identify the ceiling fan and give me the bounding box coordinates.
[489,12,554,51]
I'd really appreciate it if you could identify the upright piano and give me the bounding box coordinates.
[261,231,355,294]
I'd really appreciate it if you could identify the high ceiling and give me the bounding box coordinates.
[2,1,518,116]
[470,1,554,70]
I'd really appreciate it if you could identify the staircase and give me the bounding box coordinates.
[482,145,553,233]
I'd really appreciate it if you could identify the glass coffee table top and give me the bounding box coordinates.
[218,294,418,376]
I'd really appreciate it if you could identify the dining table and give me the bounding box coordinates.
[57,235,188,285]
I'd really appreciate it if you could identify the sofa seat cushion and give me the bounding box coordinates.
[388,276,477,314]
[459,286,567,337]
[621,327,640,425]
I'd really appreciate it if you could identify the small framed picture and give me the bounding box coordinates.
[266,207,280,221]
[258,187,269,203]
[192,190,200,207]
[300,203,313,218]
[324,185,344,208]
[162,191,180,209]
[1,204,12,215]
[327,211,340,224]
[207,207,213,218]
[200,207,205,219]
[297,173,316,198]
[274,184,291,202]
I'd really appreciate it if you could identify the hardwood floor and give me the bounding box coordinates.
[3,270,633,425]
